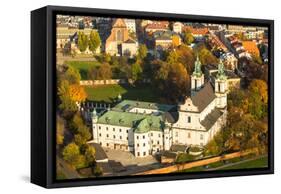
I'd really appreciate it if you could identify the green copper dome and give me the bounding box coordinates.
[192,55,202,77]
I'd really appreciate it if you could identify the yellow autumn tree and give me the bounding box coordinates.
[69,84,87,102]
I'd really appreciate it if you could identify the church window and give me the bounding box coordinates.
[116,29,123,41]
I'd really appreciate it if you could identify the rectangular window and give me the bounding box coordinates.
[137,152,140,156]
[136,136,139,139]
[151,133,153,136]
[120,136,122,139]
[126,130,128,133]
[113,135,116,139]
[143,152,146,156]
[106,127,108,130]
[106,134,109,138]
[113,128,115,131]
[157,141,160,145]
[99,126,101,129]
[143,143,145,147]
[200,134,204,140]
[137,143,139,147]
[99,133,101,137]
[119,129,122,132]
[188,132,191,138]
[158,134,161,138]
[175,132,178,137]
[188,116,191,123]
[143,135,145,139]
[106,143,109,147]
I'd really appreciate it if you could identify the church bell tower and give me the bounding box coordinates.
[215,59,228,108]
[191,55,204,96]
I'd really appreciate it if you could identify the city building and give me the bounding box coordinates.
[89,57,228,157]
[105,18,138,57]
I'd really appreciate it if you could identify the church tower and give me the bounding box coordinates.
[215,59,228,108]
[191,55,204,96]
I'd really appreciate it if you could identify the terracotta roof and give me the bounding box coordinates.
[191,82,216,112]
[242,41,260,56]
[185,26,209,35]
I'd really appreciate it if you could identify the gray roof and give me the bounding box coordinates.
[170,144,188,152]
[200,108,223,130]
[191,82,216,112]
[89,143,108,161]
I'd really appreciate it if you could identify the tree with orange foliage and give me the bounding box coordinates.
[69,84,87,102]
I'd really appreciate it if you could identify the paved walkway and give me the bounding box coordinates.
[104,148,159,166]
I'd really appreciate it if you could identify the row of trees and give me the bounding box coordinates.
[77,31,101,53]
[205,79,268,156]
[57,65,103,176]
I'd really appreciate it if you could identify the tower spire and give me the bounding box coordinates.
[193,55,202,77]
[216,59,227,80]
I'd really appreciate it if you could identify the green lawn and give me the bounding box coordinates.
[65,61,101,80]
[220,156,268,170]
[84,84,162,103]
[181,156,268,173]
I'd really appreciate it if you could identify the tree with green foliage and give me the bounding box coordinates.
[88,30,101,54]
[131,62,143,82]
[62,143,85,168]
[183,31,194,45]
[58,80,78,115]
[56,116,65,145]
[77,32,88,53]
[137,44,148,61]
[84,145,96,166]
[196,45,218,65]
[97,63,112,80]
[65,66,81,84]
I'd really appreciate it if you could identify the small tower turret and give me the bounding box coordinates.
[215,59,228,108]
[91,108,99,143]
[191,55,204,96]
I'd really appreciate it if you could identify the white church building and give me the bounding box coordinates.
[89,57,228,157]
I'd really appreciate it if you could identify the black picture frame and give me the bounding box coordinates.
[31,5,274,188]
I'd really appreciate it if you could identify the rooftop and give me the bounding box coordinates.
[200,108,224,130]
[112,100,175,113]
[97,110,165,133]
[191,82,216,112]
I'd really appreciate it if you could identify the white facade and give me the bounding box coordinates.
[89,59,228,157]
